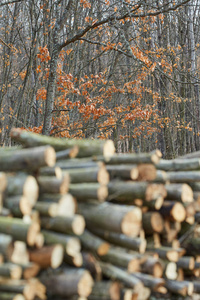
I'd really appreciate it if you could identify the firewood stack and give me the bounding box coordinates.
[0,128,200,299]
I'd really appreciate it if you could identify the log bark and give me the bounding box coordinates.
[79,229,110,256]
[165,280,193,296]
[166,171,200,183]
[6,174,39,207]
[0,146,56,172]
[162,220,181,244]
[156,157,200,171]
[131,272,165,291]
[37,174,69,194]
[9,242,29,265]
[28,244,64,269]
[0,292,25,300]
[105,164,139,181]
[158,201,186,222]
[64,252,83,267]
[86,227,146,253]
[0,217,40,246]
[152,170,169,184]
[176,256,195,270]
[108,181,166,202]
[185,237,200,256]
[88,281,120,300]
[78,202,141,237]
[56,146,79,160]
[99,262,143,292]
[165,183,193,203]
[38,166,62,179]
[4,196,32,217]
[10,128,115,158]
[143,197,164,210]
[104,149,162,164]
[193,281,200,293]
[56,159,104,170]
[146,246,185,262]
[142,212,164,235]
[66,166,109,185]
[20,263,40,280]
[0,234,14,260]
[140,257,164,278]
[40,215,85,235]
[69,183,108,202]
[0,263,22,280]
[0,279,35,300]
[82,252,102,280]
[38,193,77,216]
[40,268,94,298]
[41,230,81,255]
[34,202,59,217]
[100,247,141,272]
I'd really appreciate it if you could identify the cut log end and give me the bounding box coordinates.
[128,258,140,273]
[151,150,162,164]
[97,167,110,185]
[72,215,86,235]
[97,185,108,202]
[155,197,164,210]
[20,196,32,216]
[171,203,186,222]
[130,167,139,180]
[103,140,115,159]
[27,222,40,246]
[145,184,167,202]
[166,250,179,262]
[109,282,121,300]
[165,262,177,280]
[58,194,77,217]
[70,145,79,158]
[54,167,63,179]
[45,146,56,167]
[97,242,110,256]
[35,233,44,249]
[60,173,70,194]
[12,295,26,300]
[0,172,7,192]
[137,164,157,181]
[182,184,194,202]
[9,264,23,279]
[51,244,64,269]
[48,203,59,217]
[153,262,163,278]
[66,237,81,256]
[23,263,41,279]
[139,239,147,254]
[121,208,141,237]
[77,270,94,297]
[73,253,83,267]
[24,176,39,207]
[151,212,164,233]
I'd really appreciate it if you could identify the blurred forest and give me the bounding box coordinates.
[0,0,199,158]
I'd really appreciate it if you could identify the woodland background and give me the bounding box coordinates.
[0,0,199,158]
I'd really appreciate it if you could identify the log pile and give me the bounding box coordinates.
[0,128,200,299]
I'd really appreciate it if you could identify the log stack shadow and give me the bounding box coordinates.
[0,128,200,299]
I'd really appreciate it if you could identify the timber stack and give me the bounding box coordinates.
[0,128,200,299]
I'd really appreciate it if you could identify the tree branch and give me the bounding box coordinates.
[0,0,24,7]
[59,0,191,49]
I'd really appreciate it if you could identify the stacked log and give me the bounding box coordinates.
[1,128,200,299]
